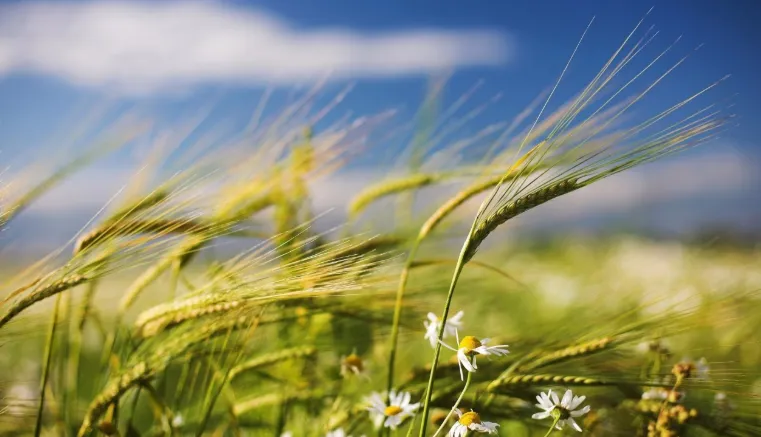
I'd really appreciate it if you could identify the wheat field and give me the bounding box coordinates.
[1,16,759,437]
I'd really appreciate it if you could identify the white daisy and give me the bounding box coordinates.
[340,353,368,379]
[365,389,420,429]
[424,310,465,348]
[532,389,590,432]
[448,409,499,436]
[440,330,509,380]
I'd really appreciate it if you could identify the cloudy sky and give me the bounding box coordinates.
[1,0,760,250]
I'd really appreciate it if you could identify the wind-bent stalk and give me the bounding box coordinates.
[416,227,476,437]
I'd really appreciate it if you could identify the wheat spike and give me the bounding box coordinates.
[0,274,89,329]
[75,218,209,255]
[464,178,580,262]
[348,173,440,217]
[229,347,317,379]
[522,336,615,371]
[487,374,607,392]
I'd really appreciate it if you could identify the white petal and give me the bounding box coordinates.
[532,411,551,420]
[571,405,590,417]
[439,339,459,352]
[568,417,583,432]
[480,338,491,345]
[454,408,463,418]
[539,392,553,409]
[472,355,478,369]
[561,390,573,409]
[427,312,438,322]
[473,346,489,355]
[389,389,398,404]
[459,351,475,372]
[486,346,509,356]
[449,423,465,437]
[482,421,499,432]
[401,392,411,407]
[550,390,559,405]
[569,395,586,410]
[385,415,402,429]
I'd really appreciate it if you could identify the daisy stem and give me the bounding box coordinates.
[417,234,474,437]
[432,365,473,437]
[386,241,421,396]
[543,418,560,437]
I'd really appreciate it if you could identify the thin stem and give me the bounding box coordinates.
[432,366,473,437]
[35,293,63,437]
[127,386,143,431]
[68,280,99,432]
[195,368,231,437]
[386,241,421,394]
[543,417,560,437]
[417,236,474,437]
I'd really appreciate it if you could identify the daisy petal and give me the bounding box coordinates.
[570,395,586,410]
[571,405,591,417]
[568,417,583,432]
[459,350,475,372]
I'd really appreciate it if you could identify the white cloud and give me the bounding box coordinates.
[0,0,512,93]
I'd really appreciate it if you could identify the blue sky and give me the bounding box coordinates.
[0,0,759,248]
[1,0,759,149]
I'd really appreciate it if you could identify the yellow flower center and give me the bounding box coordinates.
[459,336,482,354]
[343,354,363,372]
[458,411,481,426]
[384,405,403,416]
